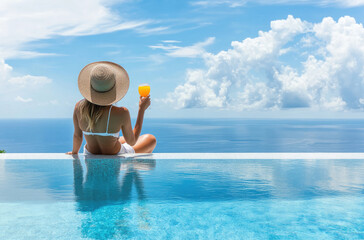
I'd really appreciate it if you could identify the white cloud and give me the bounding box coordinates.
[163,15,364,111]
[135,26,170,35]
[0,59,13,81]
[0,0,153,59]
[8,75,52,87]
[149,45,180,51]
[162,40,181,43]
[15,96,33,103]
[0,58,52,108]
[191,0,246,8]
[149,37,215,58]
[0,0,159,107]
[6,51,63,59]
[190,0,364,8]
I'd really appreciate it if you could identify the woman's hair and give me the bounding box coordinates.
[79,99,105,131]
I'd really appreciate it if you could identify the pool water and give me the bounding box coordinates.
[0,157,363,239]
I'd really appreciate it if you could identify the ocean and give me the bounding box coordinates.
[1,118,364,153]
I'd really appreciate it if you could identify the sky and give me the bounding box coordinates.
[1,0,364,118]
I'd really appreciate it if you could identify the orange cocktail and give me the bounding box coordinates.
[138,84,150,97]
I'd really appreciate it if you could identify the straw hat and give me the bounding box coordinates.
[78,61,129,106]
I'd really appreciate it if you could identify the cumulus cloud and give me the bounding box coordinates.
[0,57,52,110]
[15,96,33,103]
[191,0,364,8]
[0,58,52,100]
[0,59,12,81]
[149,37,215,58]
[163,15,364,111]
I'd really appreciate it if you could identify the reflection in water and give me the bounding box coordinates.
[1,157,364,239]
[72,156,156,239]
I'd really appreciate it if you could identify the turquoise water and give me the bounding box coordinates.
[1,119,364,152]
[0,158,363,239]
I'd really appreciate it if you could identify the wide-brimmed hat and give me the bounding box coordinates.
[78,61,129,106]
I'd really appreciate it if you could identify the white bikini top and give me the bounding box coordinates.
[82,105,120,138]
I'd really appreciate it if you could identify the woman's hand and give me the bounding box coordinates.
[139,95,151,111]
[66,151,78,155]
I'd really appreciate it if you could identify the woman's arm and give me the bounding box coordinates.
[121,96,150,146]
[66,103,83,155]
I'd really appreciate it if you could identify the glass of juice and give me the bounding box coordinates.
[138,84,150,97]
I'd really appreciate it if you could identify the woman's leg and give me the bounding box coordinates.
[118,134,157,153]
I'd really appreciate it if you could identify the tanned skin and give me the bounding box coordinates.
[66,95,156,155]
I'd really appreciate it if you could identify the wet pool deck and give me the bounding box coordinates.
[1,153,364,160]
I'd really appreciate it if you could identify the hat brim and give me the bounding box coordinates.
[78,61,129,106]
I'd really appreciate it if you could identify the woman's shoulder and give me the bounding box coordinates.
[111,106,130,124]
[73,100,83,114]
[111,106,130,116]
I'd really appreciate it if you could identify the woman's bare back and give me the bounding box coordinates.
[76,101,130,154]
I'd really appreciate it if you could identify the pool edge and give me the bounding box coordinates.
[1,153,364,159]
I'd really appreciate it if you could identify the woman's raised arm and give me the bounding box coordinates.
[121,96,150,146]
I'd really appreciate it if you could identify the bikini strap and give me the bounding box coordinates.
[106,105,113,133]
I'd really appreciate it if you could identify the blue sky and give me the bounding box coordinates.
[2,0,364,118]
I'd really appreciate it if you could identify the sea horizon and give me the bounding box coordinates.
[1,118,364,153]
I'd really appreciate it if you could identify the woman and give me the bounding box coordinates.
[66,61,156,155]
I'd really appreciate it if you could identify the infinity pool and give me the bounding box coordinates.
[0,154,363,239]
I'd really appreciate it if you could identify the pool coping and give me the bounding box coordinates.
[1,153,364,159]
